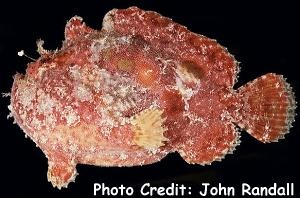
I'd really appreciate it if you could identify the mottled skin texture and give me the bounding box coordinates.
[10,7,296,188]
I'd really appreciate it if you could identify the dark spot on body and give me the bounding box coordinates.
[181,60,205,79]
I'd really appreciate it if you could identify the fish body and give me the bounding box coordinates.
[10,7,296,188]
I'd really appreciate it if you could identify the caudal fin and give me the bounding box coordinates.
[235,73,296,143]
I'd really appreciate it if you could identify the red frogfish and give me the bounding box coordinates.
[9,7,296,188]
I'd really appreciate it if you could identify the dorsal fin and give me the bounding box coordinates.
[64,16,93,41]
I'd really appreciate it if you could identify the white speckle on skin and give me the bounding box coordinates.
[265,124,270,131]
[173,76,199,111]
[102,94,114,105]
[31,116,42,130]
[69,143,79,153]
[119,153,128,160]
[17,80,37,110]
[74,84,93,102]
[39,135,48,144]
[36,91,57,114]
[69,65,82,80]
[62,106,80,126]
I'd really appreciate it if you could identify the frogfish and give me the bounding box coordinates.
[8,7,296,188]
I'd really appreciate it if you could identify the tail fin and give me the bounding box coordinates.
[235,73,296,143]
